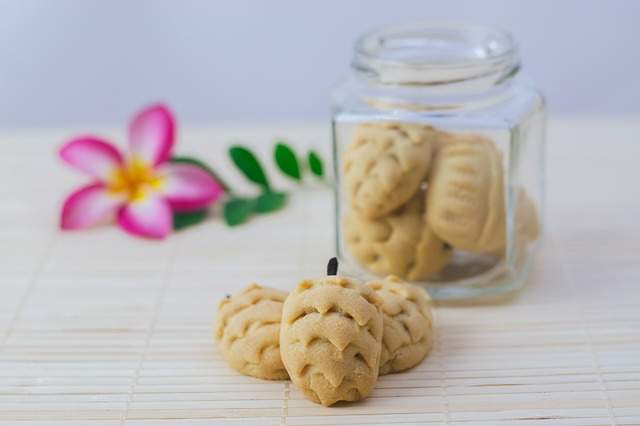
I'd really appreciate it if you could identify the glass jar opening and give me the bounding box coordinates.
[352,22,520,87]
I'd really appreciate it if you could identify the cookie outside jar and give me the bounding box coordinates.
[331,23,545,302]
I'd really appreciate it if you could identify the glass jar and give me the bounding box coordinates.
[331,23,545,301]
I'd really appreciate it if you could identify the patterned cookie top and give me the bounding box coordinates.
[215,284,288,380]
[344,190,452,281]
[343,121,435,219]
[368,276,433,375]
[280,276,383,406]
[427,134,506,253]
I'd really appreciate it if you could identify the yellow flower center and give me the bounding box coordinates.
[107,157,165,202]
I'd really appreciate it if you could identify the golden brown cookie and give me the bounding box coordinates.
[426,133,506,254]
[215,284,288,380]
[279,276,383,406]
[367,276,434,375]
[343,121,435,219]
[343,190,452,281]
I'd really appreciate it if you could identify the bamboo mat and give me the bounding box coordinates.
[1,120,639,425]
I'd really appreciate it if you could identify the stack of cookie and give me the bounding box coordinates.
[215,273,434,406]
[342,121,540,281]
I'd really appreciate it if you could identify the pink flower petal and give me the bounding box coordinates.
[117,193,172,239]
[60,183,124,230]
[160,163,224,212]
[59,137,124,181]
[128,104,175,167]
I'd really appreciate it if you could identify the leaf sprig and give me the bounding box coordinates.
[169,141,325,229]
[223,141,324,226]
[274,142,325,182]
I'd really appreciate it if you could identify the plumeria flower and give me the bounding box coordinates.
[59,104,223,239]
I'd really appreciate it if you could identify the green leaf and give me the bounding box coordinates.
[255,191,287,213]
[274,142,301,181]
[307,150,324,178]
[172,209,208,230]
[223,197,256,227]
[229,146,270,190]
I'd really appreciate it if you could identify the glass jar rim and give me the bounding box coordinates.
[352,22,520,86]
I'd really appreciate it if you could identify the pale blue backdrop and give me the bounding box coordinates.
[0,0,638,128]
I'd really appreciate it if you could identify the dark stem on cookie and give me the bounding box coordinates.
[327,257,338,276]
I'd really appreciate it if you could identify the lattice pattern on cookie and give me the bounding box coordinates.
[215,284,288,380]
[344,190,452,281]
[368,276,434,375]
[343,121,435,219]
[280,276,383,406]
[426,133,506,254]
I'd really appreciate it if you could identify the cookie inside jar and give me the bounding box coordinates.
[335,121,541,295]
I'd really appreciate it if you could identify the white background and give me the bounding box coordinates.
[0,0,638,128]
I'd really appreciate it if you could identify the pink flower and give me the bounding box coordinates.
[59,104,223,239]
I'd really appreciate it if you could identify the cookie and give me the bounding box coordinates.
[426,133,506,254]
[343,121,435,219]
[280,276,383,406]
[344,190,452,281]
[215,284,288,380]
[368,276,434,375]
